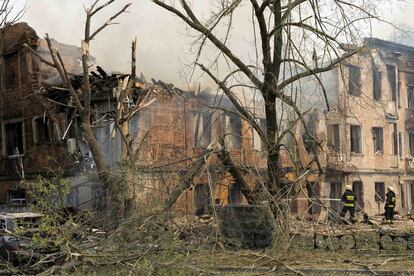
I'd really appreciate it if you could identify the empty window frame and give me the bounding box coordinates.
[327,124,340,151]
[252,118,267,151]
[350,125,361,153]
[373,68,382,100]
[392,123,398,156]
[8,189,26,204]
[4,52,19,89]
[375,182,385,202]
[193,112,212,148]
[352,181,364,210]
[372,127,383,154]
[348,65,361,96]
[387,65,397,102]
[33,117,52,144]
[410,182,414,210]
[409,86,414,108]
[410,133,414,156]
[399,132,403,157]
[330,182,342,211]
[228,183,242,205]
[19,51,28,86]
[3,121,24,157]
[223,113,242,149]
[194,184,211,216]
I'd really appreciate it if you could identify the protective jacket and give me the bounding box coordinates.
[385,191,396,208]
[341,190,357,207]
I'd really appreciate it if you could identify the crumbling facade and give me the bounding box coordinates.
[0,23,268,214]
[0,23,80,211]
[299,38,414,216]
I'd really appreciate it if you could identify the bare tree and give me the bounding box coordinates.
[27,0,134,218]
[153,0,385,211]
[0,0,25,27]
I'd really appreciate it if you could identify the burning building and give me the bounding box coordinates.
[4,21,412,218]
[0,22,268,214]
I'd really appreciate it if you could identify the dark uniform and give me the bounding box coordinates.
[385,190,396,224]
[340,190,357,222]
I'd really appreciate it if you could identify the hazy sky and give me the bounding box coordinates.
[13,0,414,87]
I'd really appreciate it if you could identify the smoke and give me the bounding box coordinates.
[18,0,414,89]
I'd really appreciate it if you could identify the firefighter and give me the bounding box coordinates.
[340,185,357,223]
[384,186,396,224]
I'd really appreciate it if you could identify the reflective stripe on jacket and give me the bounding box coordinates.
[341,190,357,207]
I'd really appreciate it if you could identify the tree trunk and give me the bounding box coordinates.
[216,148,257,204]
[264,93,281,195]
[80,113,123,218]
[163,151,210,211]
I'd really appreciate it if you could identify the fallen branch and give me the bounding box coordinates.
[216,147,257,204]
[163,150,213,211]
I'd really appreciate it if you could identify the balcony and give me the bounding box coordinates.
[326,148,356,173]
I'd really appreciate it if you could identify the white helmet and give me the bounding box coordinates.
[387,186,394,192]
[345,185,352,191]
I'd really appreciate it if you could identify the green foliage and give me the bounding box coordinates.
[22,172,72,250]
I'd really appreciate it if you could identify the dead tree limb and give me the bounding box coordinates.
[163,150,213,211]
[26,0,132,218]
[216,148,257,204]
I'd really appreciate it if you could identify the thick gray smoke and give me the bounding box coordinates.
[17,0,414,89]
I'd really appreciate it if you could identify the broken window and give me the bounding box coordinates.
[228,183,242,205]
[375,182,385,202]
[408,86,414,108]
[20,51,28,86]
[223,113,242,149]
[330,182,342,211]
[3,122,24,157]
[387,65,397,102]
[392,124,398,156]
[4,52,19,89]
[348,65,361,96]
[399,132,403,157]
[410,182,414,210]
[33,117,51,144]
[373,68,382,101]
[352,181,364,210]
[372,127,383,154]
[253,118,266,151]
[410,133,414,156]
[350,125,361,153]
[8,189,26,204]
[327,124,340,151]
[193,112,212,148]
[194,184,211,216]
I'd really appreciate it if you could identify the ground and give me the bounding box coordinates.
[67,215,414,275]
[70,246,414,275]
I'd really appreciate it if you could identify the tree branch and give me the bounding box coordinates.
[277,47,362,91]
[197,63,267,143]
[153,0,263,88]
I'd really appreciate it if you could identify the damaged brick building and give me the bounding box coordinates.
[5,22,414,218]
[298,38,414,216]
[0,22,269,214]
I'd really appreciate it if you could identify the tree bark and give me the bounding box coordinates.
[216,148,257,204]
[163,151,211,211]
